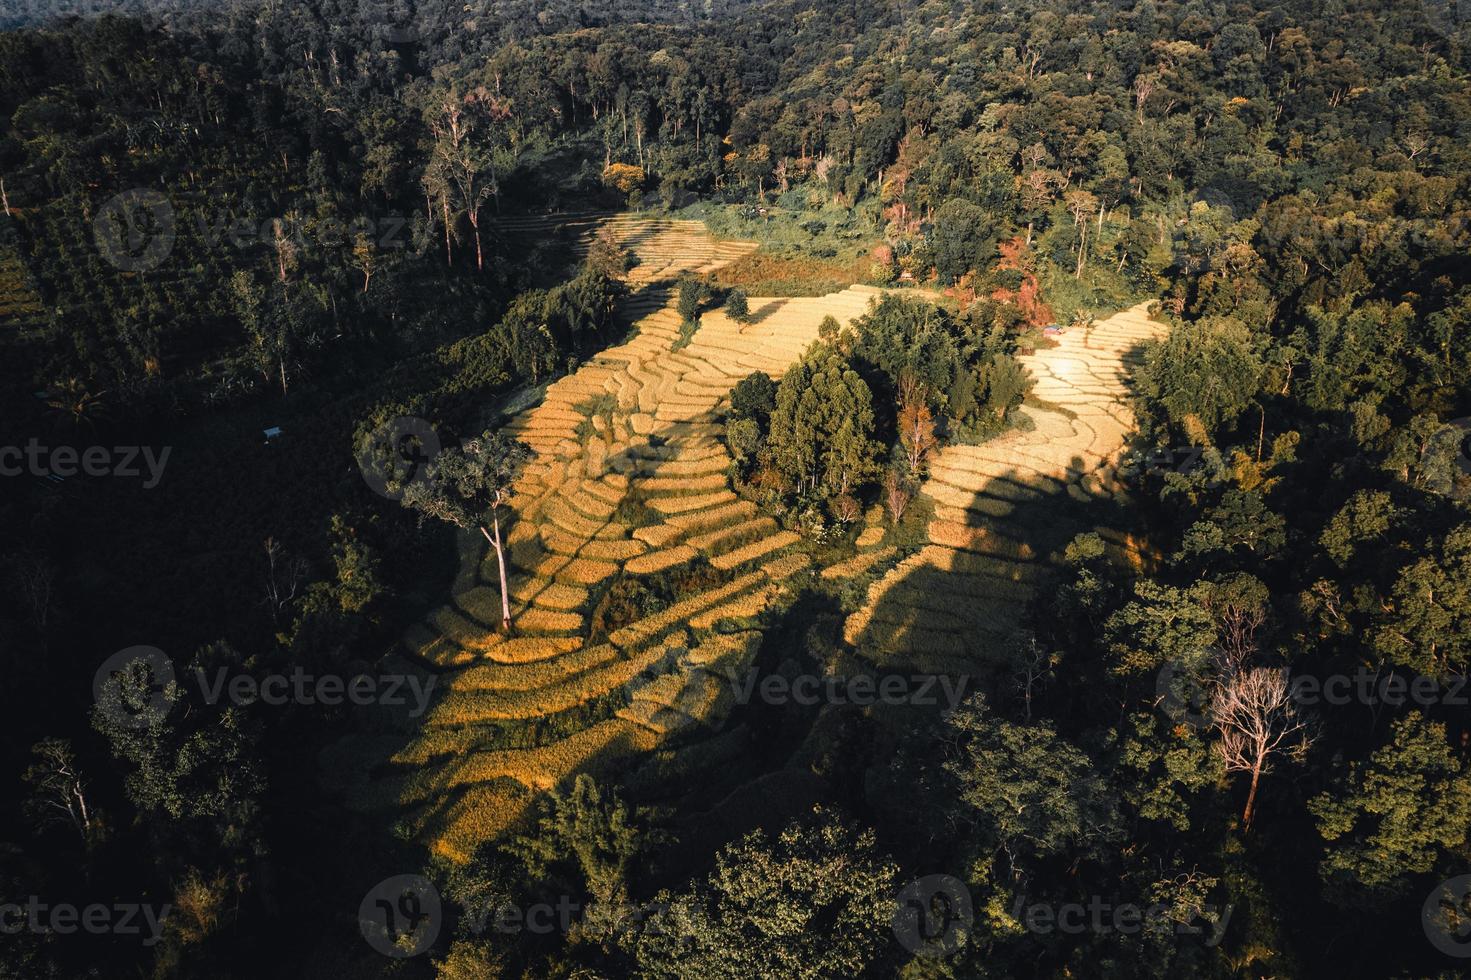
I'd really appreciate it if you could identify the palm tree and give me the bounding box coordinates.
[46,378,107,430]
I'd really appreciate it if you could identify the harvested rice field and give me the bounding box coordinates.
[843,303,1167,672]
[323,218,915,862]
[323,218,1163,868]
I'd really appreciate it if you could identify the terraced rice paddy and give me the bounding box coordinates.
[495,211,759,286]
[326,216,1165,863]
[843,303,1167,674]
[325,216,909,862]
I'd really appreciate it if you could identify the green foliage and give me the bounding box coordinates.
[630,810,898,979]
[1113,712,1221,832]
[853,294,1029,435]
[722,288,749,321]
[729,371,777,429]
[509,775,658,903]
[677,275,707,323]
[401,431,531,534]
[92,645,265,828]
[1136,317,1264,437]
[1309,714,1471,907]
[768,342,881,496]
[944,695,1121,866]
[929,198,1002,283]
[1371,524,1471,675]
[1104,580,1217,679]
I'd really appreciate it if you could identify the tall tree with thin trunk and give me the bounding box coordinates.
[422,87,513,272]
[401,432,531,631]
[1211,666,1312,830]
[22,739,93,845]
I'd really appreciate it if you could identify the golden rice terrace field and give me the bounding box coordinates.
[324,216,1164,866]
[324,216,914,863]
[843,303,1168,675]
[495,211,760,285]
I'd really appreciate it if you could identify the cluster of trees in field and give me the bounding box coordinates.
[725,293,1030,531]
[0,0,1469,976]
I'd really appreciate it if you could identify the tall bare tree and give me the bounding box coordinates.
[262,537,308,625]
[1211,666,1312,829]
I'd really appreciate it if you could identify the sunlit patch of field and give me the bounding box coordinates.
[843,303,1167,671]
[321,219,929,862]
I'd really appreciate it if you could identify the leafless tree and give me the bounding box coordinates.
[22,739,93,844]
[1008,632,1054,723]
[884,470,913,525]
[1211,666,1312,830]
[262,537,308,625]
[8,551,56,634]
[829,492,861,525]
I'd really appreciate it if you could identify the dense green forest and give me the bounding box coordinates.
[1,0,1469,976]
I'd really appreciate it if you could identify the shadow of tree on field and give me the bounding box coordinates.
[744,298,788,325]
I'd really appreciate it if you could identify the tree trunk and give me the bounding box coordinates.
[442,198,453,266]
[1257,404,1266,462]
[470,211,484,272]
[1242,763,1262,829]
[482,515,512,631]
